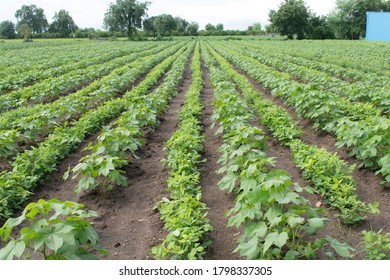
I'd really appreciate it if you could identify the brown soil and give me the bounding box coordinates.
[0,60,167,174]
[3,43,388,261]
[27,54,192,260]
[200,63,243,260]
[27,54,243,260]
[231,61,390,256]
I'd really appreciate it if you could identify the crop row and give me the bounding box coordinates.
[229,42,389,113]
[241,39,390,76]
[0,42,185,162]
[235,40,390,89]
[0,41,139,82]
[0,42,86,76]
[152,43,212,260]
[201,42,351,259]
[0,42,161,93]
[0,43,169,113]
[65,42,193,193]
[205,42,377,224]
[209,40,390,185]
[0,42,190,219]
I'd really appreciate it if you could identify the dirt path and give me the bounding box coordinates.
[26,55,191,260]
[230,64,390,255]
[200,63,243,260]
[91,67,191,259]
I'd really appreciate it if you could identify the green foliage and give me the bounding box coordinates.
[144,16,198,37]
[306,15,335,40]
[0,130,21,159]
[0,21,16,39]
[328,0,390,39]
[205,23,216,31]
[206,40,381,225]
[0,43,187,219]
[336,117,390,185]
[154,14,176,37]
[64,44,191,194]
[143,17,157,37]
[103,0,150,39]
[360,229,390,260]
[186,22,199,36]
[15,4,48,34]
[269,0,310,39]
[247,23,264,35]
[208,40,388,188]
[290,139,379,224]
[216,23,224,31]
[17,23,32,42]
[48,10,77,37]
[0,199,107,260]
[153,43,212,260]
[202,43,353,259]
[174,17,189,33]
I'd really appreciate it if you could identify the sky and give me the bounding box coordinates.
[0,0,337,30]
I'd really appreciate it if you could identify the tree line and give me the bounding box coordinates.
[269,0,390,40]
[1,0,389,40]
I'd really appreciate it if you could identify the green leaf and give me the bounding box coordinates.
[235,236,260,259]
[239,178,257,192]
[264,207,281,223]
[62,166,71,181]
[39,224,74,252]
[304,246,315,259]
[0,215,26,240]
[326,236,353,258]
[247,189,269,205]
[218,171,237,192]
[263,232,278,254]
[244,222,267,238]
[285,249,299,260]
[308,218,326,229]
[275,192,300,204]
[0,240,26,260]
[287,216,305,228]
[274,232,288,248]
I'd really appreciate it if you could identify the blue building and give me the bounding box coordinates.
[366,12,390,42]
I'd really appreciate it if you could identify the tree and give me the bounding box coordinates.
[143,16,157,37]
[216,23,224,31]
[174,17,189,34]
[269,0,310,39]
[0,21,16,39]
[154,14,176,37]
[186,22,199,36]
[248,22,262,35]
[306,15,335,39]
[328,0,390,39]
[103,0,150,39]
[15,4,48,33]
[252,22,262,31]
[265,24,278,34]
[17,23,32,42]
[49,10,77,37]
[205,23,216,31]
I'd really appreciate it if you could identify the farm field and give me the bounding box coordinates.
[0,38,389,260]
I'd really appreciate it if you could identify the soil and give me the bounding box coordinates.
[0,59,165,174]
[22,51,244,260]
[231,60,390,256]
[3,44,390,260]
[27,62,189,260]
[200,63,243,260]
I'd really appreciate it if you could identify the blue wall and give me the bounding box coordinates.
[366,12,390,42]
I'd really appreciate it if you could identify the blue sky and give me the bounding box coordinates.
[0,0,337,30]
